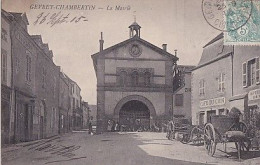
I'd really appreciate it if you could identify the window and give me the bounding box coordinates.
[218,73,225,92]
[243,58,260,87]
[1,28,7,42]
[131,71,139,86]
[199,79,205,96]
[256,57,260,84]
[144,72,151,86]
[61,115,64,128]
[249,59,256,86]
[42,67,47,88]
[242,62,247,87]
[73,98,75,109]
[175,94,184,106]
[219,109,225,115]
[15,57,20,73]
[26,55,32,82]
[119,71,127,86]
[1,51,7,84]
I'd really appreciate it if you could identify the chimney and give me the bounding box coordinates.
[174,49,177,57]
[99,32,104,52]
[162,44,167,51]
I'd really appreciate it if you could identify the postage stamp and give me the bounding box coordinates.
[202,0,252,32]
[224,0,260,45]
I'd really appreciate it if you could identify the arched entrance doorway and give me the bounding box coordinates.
[113,95,156,132]
[119,100,150,131]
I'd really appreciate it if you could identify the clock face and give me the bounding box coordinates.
[129,44,142,57]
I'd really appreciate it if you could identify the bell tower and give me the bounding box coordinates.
[129,21,141,38]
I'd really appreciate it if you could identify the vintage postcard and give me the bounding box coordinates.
[1,0,260,165]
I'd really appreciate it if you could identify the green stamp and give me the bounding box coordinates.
[225,0,260,45]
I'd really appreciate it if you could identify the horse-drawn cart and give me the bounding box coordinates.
[167,114,252,160]
[204,115,251,160]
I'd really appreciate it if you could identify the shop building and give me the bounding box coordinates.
[191,33,260,126]
[229,46,260,126]
[191,33,233,125]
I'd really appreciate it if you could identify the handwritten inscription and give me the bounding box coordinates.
[33,12,88,27]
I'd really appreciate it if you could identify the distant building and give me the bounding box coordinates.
[88,105,97,126]
[69,80,82,130]
[58,72,71,134]
[173,65,195,122]
[191,33,260,126]
[82,101,89,129]
[1,10,13,144]
[92,22,178,133]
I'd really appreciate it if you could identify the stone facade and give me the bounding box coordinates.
[1,10,13,144]
[31,35,60,139]
[92,22,178,133]
[11,12,37,143]
[1,10,83,144]
[173,65,195,122]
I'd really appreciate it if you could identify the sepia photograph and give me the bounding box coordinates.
[1,0,260,164]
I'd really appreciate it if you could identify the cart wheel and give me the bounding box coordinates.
[180,134,190,144]
[237,122,251,151]
[204,123,217,156]
[191,126,203,144]
[241,140,251,151]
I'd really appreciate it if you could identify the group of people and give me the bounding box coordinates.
[107,120,120,132]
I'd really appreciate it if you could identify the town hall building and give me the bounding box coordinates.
[92,22,178,133]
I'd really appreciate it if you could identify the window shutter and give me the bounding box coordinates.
[256,57,260,84]
[242,62,247,87]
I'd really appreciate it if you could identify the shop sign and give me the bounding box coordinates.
[200,97,225,108]
[249,89,260,101]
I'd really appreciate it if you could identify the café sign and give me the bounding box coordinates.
[249,89,260,101]
[200,97,225,108]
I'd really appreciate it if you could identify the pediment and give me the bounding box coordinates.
[92,37,178,62]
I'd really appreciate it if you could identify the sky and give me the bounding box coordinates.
[2,0,220,104]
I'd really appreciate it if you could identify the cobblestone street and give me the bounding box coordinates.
[2,132,260,165]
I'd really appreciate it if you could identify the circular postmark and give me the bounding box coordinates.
[202,0,253,32]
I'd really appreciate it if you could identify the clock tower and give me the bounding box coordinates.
[92,22,178,134]
[129,21,141,38]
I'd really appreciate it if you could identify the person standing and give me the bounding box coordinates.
[88,122,92,134]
